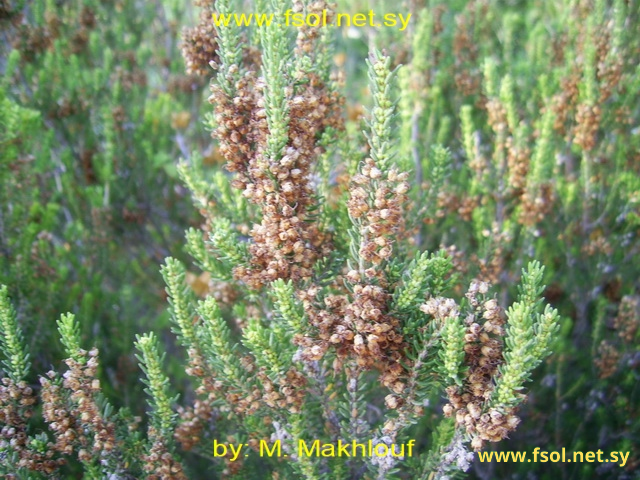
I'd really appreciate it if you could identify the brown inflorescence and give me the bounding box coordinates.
[506,138,530,194]
[594,340,621,379]
[174,399,213,452]
[292,157,411,392]
[181,4,219,77]
[292,0,335,56]
[452,1,486,97]
[518,182,556,228]
[143,427,188,480]
[574,103,601,152]
[0,377,64,474]
[199,0,344,291]
[581,228,613,256]
[13,25,53,62]
[613,295,640,344]
[347,159,410,266]
[110,52,147,92]
[295,282,406,391]
[256,366,307,413]
[442,281,521,450]
[593,23,623,103]
[40,348,117,464]
[471,224,511,286]
[210,66,343,289]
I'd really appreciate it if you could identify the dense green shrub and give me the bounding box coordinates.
[1,0,207,399]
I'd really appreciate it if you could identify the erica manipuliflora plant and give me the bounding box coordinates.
[142,0,560,477]
[17,0,640,477]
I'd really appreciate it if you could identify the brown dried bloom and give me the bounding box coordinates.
[13,25,53,62]
[452,1,486,97]
[256,366,307,413]
[181,7,219,76]
[443,281,521,450]
[293,0,335,55]
[292,154,411,391]
[613,296,640,344]
[175,400,214,452]
[210,64,343,288]
[550,73,580,136]
[594,340,620,379]
[574,103,601,152]
[519,182,555,227]
[143,427,188,480]
[40,348,117,462]
[0,377,64,473]
[347,159,410,266]
[506,137,530,193]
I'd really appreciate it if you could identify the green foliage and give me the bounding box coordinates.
[440,315,466,387]
[135,332,179,438]
[0,285,29,383]
[493,262,560,409]
[1,0,203,374]
[57,313,83,364]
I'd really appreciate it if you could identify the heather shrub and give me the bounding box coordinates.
[1,0,206,397]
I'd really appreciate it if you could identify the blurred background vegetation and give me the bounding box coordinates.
[0,0,638,478]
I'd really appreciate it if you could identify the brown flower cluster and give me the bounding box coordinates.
[550,73,580,137]
[10,5,99,62]
[256,366,307,413]
[193,351,262,417]
[69,6,97,54]
[506,138,530,193]
[338,159,410,389]
[174,347,215,451]
[518,182,555,228]
[291,160,411,391]
[574,103,601,152]
[179,336,307,444]
[110,51,148,92]
[348,160,410,265]
[176,339,297,451]
[443,281,520,450]
[210,67,343,289]
[594,340,621,379]
[593,22,624,103]
[452,1,486,97]
[40,348,117,463]
[485,98,508,137]
[434,191,479,222]
[0,377,64,474]
[485,94,533,197]
[555,10,625,151]
[292,0,335,55]
[581,228,613,256]
[210,279,239,306]
[181,4,219,77]
[143,427,188,480]
[295,283,406,392]
[468,223,511,286]
[614,295,640,344]
[193,1,345,291]
[13,25,53,62]
[175,396,213,452]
